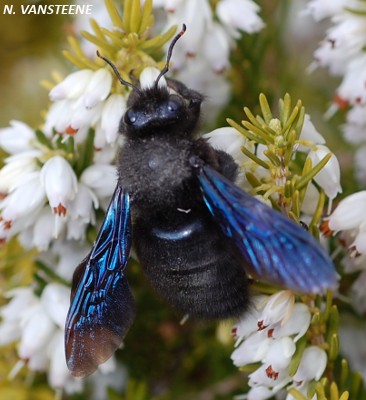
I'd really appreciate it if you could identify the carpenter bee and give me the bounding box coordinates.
[65,25,338,378]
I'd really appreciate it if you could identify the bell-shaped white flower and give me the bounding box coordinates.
[233,306,262,341]
[51,239,91,281]
[49,69,94,101]
[203,127,250,166]
[272,303,311,342]
[100,94,127,143]
[307,144,342,200]
[44,98,73,135]
[83,68,113,108]
[169,0,212,58]
[328,191,366,232]
[246,385,276,400]
[18,302,56,364]
[68,183,98,224]
[0,171,45,221]
[338,54,366,105]
[140,67,167,89]
[306,0,349,21]
[40,156,78,215]
[259,291,295,327]
[80,164,117,200]
[203,22,231,72]
[0,151,41,192]
[292,346,327,382]
[31,207,64,251]
[264,337,296,371]
[0,120,35,154]
[41,283,70,329]
[231,330,270,367]
[300,114,326,146]
[70,97,104,131]
[0,288,37,346]
[217,0,265,36]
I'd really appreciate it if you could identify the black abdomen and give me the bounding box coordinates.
[134,209,250,319]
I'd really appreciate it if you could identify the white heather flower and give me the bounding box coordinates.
[328,191,366,232]
[217,0,265,36]
[69,97,104,131]
[339,314,366,381]
[89,363,128,400]
[46,68,120,147]
[343,105,366,145]
[245,385,276,400]
[80,164,116,202]
[232,291,318,399]
[18,304,56,368]
[307,145,342,199]
[300,114,325,145]
[0,288,37,346]
[307,1,366,192]
[41,283,70,329]
[28,207,65,251]
[167,0,212,59]
[49,69,94,101]
[0,151,41,192]
[311,11,366,77]
[232,330,270,367]
[271,303,311,341]
[100,94,127,144]
[286,347,327,400]
[51,239,91,280]
[203,127,250,167]
[301,182,320,216]
[350,270,366,313]
[83,68,113,108]
[338,54,366,105]
[328,191,366,255]
[40,156,78,215]
[0,120,36,154]
[68,183,98,225]
[44,98,74,135]
[140,67,167,89]
[248,338,294,383]
[355,145,366,185]
[293,346,327,382]
[202,22,232,72]
[306,0,349,21]
[0,284,86,392]
[259,290,295,327]
[0,171,45,222]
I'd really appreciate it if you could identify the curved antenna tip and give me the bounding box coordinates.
[154,24,187,89]
[96,50,139,92]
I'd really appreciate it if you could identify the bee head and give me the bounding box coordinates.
[98,25,203,139]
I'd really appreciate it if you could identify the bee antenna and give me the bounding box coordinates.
[154,24,186,89]
[97,50,141,94]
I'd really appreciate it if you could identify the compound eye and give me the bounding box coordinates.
[167,100,178,112]
[124,109,137,125]
[166,95,183,113]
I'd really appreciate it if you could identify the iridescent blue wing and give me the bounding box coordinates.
[65,185,134,378]
[198,165,338,293]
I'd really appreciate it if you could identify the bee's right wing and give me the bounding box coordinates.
[197,165,338,294]
[65,185,135,378]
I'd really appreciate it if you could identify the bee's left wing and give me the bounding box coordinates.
[65,185,135,378]
[198,165,338,293]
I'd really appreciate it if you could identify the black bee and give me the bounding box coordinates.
[65,25,338,378]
